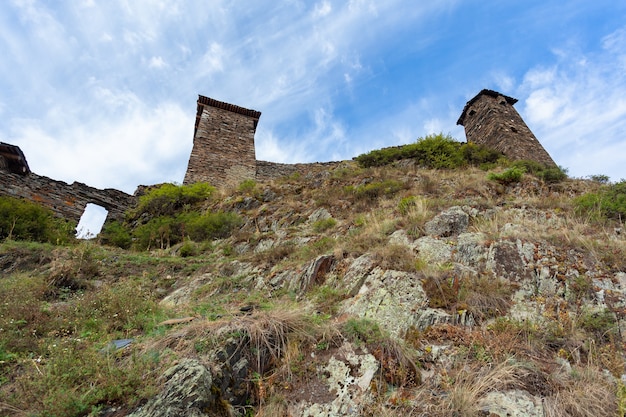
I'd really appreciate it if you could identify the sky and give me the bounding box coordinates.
[2,0,626,234]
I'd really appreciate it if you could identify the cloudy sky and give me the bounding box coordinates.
[2,1,626,233]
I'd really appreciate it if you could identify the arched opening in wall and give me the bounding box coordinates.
[76,203,108,239]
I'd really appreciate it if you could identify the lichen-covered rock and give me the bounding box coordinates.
[340,254,376,296]
[308,208,332,223]
[413,236,453,264]
[487,240,531,281]
[425,206,469,237]
[455,232,488,267]
[127,359,232,417]
[290,342,378,417]
[340,268,428,337]
[160,275,212,308]
[388,229,412,247]
[290,255,335,294]
[480,389,544,417]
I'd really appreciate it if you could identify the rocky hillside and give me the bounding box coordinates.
[1,158,626,417]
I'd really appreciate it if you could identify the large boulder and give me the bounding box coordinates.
[425,206,469,237]
[340,268,428,337]
[127,359,232,417]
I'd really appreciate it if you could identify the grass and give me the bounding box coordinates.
[2,155,626,417]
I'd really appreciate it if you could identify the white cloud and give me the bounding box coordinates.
[9,100,193,193]
[519,25,626,180]
[313,1,332,18]
[148,56,167,69]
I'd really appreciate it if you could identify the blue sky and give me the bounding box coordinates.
[2,1,626,233]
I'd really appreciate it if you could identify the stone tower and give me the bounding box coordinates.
[184,95,261,187]
[457,89,556,166]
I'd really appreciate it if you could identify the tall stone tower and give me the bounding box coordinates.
[184,95,261,187]
[457,89,556,166]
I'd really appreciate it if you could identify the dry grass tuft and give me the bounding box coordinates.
[544,366,618,417]
[434,360,527,417]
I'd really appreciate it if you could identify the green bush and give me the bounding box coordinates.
[487,167,525,185]
[346,179,406,200]
[131,211,242,250]
[575,180,626,221]
[179,241,198,257]
[509,160,568,183]
[100,221,132,249]
[183,211,243,241]
[588,174,610,184]
[577,308,618,342]
[134,182,215,217]
[237,179,258,195]
[312,218,337,233]
[0,196,75,243]
[354,133,502,169]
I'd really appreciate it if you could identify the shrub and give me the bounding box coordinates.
[347,179,406,201]
[509,160,568,184]
[134,182,215,217]
[588,174,610,184]
[100,220,132,249]
[0,196,75,243]
[312,218,337,233]
[354,133,503,169]
[179,241,198,257]
[238,179,258,195]
[132,211,242,250]
[183,211,242,241]
[487,167,524,185]
[461,142,503,167]
[575,180,626,221]
[577,308,618,342]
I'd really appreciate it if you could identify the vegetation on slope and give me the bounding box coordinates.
[1,139,626,417]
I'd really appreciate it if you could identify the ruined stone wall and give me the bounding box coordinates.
[184,97,260,188]
[256,160,345,181]
[457,90,556,167]
[0,170,136,225]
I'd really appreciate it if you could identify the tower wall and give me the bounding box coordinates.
[457,89,556,167]
[183,96,261,187]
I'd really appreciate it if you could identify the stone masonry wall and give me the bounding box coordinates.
[0,170,136,225]
[256,160,345,181]
[184,97,260,188]
[457,90,556,167]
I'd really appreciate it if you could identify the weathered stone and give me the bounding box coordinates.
[480,390,544,417]
[127,359,232,417]
[289,342,378,417]
[455,232,488,267]
[341,254,376,296]
[290,255,335,294]
[308,208,332,223]
[487,240,530,281]
[0,170,135,225]
[388,229,412,247]
[340,268,428,337]
[425,206,469,237]
[413,236,454,264]
[413,308,453,331]
[159,275,212,308]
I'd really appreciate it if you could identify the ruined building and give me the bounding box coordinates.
[1,89,560,228]
[457,89,556,166]
[184,95,261,187]
[0,142,135,226]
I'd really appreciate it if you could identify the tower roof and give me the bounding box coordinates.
[457,89,518,126]
[195,95,262,138]
[0,142,30,175]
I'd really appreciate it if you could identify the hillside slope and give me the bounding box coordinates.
[1,160,625,417]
